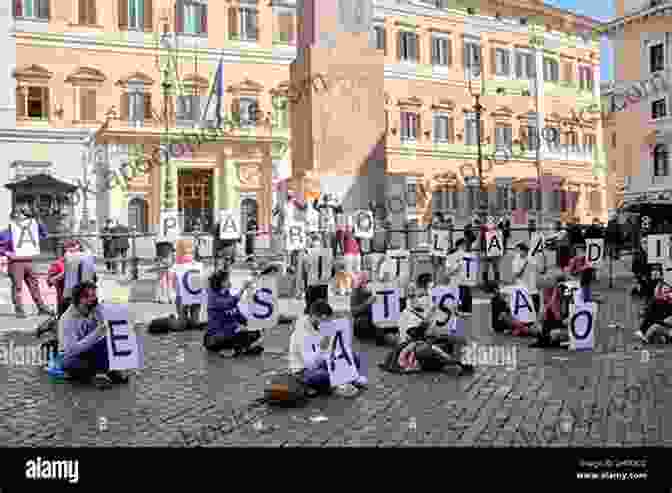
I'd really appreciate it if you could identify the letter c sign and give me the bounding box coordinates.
[183,270,202,295]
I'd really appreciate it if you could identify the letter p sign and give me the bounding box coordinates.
[160,210,180,241]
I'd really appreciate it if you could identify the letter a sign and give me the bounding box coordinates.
[485,230,504,257]
[11,219,40,257]
[219,210,241,240]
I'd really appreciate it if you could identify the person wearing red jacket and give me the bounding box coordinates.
[564,243,589,278]
[635,267,672,344]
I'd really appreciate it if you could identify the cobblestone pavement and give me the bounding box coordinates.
[1,281,671,447]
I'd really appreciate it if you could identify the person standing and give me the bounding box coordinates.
[110,219,130,276]
[301,235,332,308]
[101,218,115,272]
[444,239,472,314]
[61,240,97,317]
[0,207,53,318]
[511,242,545,314]
[245,216,257,259]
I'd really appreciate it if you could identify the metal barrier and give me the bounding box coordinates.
[14,223,627,288]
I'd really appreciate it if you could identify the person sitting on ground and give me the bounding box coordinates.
[391,284,473,373]
[58,281,129,388]
[489,284,533,336]
[289,299,367,397]
[574,266,603,305]
[203,269,263,356]
[564,243,589,279]
[530,274,569,348]
[635,267,672,344]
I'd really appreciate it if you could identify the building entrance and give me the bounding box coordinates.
[178,168,213,233]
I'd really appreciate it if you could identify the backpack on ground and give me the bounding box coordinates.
[264,372,309,407]
[147,314,186,334]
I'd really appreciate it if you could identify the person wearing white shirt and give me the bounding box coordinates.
[288,300,366,397]
[511,242,545,314]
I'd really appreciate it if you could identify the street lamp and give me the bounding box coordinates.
[161,67,174,210]
[466,66,488,224]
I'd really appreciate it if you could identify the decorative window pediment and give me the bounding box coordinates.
[397,96,422,108]
[431,99,454,111]
[115,72,154,87]
[13,64,53,82]
[65,66,106,85]
[182,73,209,89]
[270,80,290,97]
[546,111,563,123]
[490,106,513,118]
[517,110,538,121]
[227,78,263,95]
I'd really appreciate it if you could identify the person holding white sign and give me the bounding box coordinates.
[203,270,264,357]
[444,239,473,313]
[0,207,52,318]
[511,242,545,314]
[289,300,366,397]
[58,281,130,388]
[300,235,332,308]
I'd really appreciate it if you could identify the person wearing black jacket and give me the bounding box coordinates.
[584,219,604,240]
[110,220,130,275]
[606,218,622,260]
[212,221,238,270]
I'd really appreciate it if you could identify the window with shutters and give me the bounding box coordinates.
[543,58,559,82]
[590,188,601,214]
[515,51,535,79]
[176,94,201,121]
[578,65,593,91]
[122,86,151,124]
[17,86,49,119]
[121,0,151,31]
[611,133,616,148]
[78,0,96,25]
[374,25,386,53]
[464,112,481,146]
[583,134,596,155]
[650,43,664,74]
[652,98,667,119]
[562,61,574,85]
[495,125,512,150]
[231,7,258,41]
[80,88,97,121]
[464,42,481,74]
[235,97,259,127]
[431,36,450,66]
[433,113,453,143]
[13,0,49,19]
[398,31,418,62]
[177,0,207,35]
[495,185,510,211]
[494,48,510,76]
[400,111,419,141]
[276,12,295,44]
[654,144,669,176]
[406,183,417,208]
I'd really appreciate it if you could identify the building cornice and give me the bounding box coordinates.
[604,4,672,38]
[0,128,91,144]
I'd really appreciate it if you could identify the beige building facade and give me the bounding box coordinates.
[9,0,606,245]
[602,0,672,214]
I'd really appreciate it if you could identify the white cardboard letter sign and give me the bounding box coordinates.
[585,238,604,267]
[510,286,535,323]
[485,230,504,257]
[569,300,595,351]
[102,303,143,370]
[11,220,40,257]
[320,318,359,387]
[530,233,545,257]
[285,221,306,251]
[160,210,180,242]
[647,235,669,264]
[372,284,401,325]
[219,210,241,240]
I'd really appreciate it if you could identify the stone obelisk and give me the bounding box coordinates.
[290,0,385,211]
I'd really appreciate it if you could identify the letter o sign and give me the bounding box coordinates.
[570,311,593,340]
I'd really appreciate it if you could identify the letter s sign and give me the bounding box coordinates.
[252,288,273,319]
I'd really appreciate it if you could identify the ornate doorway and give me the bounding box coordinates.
[178,169,213,233]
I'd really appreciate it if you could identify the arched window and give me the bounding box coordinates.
[654,144,668,177]
[128,197,148,233]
